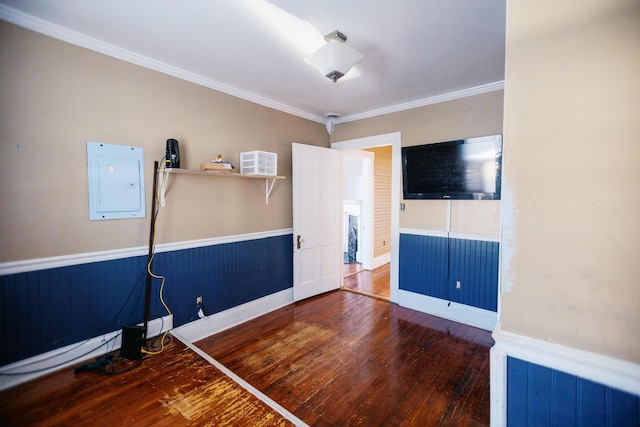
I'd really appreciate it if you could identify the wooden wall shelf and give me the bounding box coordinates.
[159,168,285,205]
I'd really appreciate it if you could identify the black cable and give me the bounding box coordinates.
[445,201,452,306]
[0,333,120,376]
[101,269,147,335]
[139,155,174,355]
[0,275,147,377]
[74,355,115,375]
[445,235,451,305]
[137,313,170,349]
[74,354,143,376]
[1,155,173,376]
[147,333,172,350]
[188,302,207,322]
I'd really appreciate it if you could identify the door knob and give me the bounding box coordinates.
[297,235,301,249]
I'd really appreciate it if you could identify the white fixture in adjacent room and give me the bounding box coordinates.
[305,31,364,82]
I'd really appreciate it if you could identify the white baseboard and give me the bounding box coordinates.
[173,289,294,344]
[490,325,640,427]
[0,315,172,391]
[398,290,497,331]
[371,253,391,270]
[490,342,508,427]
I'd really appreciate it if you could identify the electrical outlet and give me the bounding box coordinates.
[196,296,202,305]
[456,281,461,289]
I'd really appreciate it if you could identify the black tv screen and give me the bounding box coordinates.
[402,135,502,200]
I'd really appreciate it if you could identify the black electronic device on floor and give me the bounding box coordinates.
[120,325,144,360]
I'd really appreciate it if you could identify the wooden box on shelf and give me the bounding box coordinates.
[200,162,234,173]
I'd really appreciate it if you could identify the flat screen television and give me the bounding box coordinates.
[402,134,502,200]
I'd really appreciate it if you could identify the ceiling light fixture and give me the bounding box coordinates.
[325,113,339,135]
[305,31,364,82]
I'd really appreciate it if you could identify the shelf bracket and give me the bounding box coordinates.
[159,169,170,207]
[156,168,282,206]
[265,178,277,205]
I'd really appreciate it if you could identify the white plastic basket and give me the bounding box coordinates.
[240,151,277,176]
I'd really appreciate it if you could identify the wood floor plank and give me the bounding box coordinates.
[0,338,294,426]
[197,290,493,426]
[343,263,391,300]
[1,283,493,426]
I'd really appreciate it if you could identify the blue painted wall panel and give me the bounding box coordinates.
[580,378,607,426]
[529,362,553,426]
[399,234,448,298]
[399,233,498,311]
[0,234,292,366]
[449,238,499,311]
[507,356,640,427]
[552,369,578,426]
[507,356,530,425]
[0,257,150,365]
[154,235,292,327]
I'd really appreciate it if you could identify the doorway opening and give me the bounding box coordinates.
[332,132,401,303]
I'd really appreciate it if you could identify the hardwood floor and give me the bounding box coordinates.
[343,262,364,278]
[342,262,390,300]
[197,290,493,426]
[0,338,293,426]
[0,290,493,426]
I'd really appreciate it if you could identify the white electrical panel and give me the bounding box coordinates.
[86,141,146,220]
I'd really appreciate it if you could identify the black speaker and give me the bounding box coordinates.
[166,138,180,168]
[120,325,144,360]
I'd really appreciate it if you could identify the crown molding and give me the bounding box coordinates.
[336,81,505,124]
[1,4,503,125]
[0,4,324,123]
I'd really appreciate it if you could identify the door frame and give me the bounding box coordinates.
[331,132,401,303]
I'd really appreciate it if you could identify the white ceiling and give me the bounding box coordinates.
[0,0,506,123]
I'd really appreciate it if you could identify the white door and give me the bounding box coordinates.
[292,143,342,301]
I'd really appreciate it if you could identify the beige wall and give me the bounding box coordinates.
[364,146,392,258]
[331,91,504,146]
[0,22,327,262]
[501,0,640,362]
[332,91,504,237]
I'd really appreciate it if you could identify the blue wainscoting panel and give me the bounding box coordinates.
[0,234,292,366]
[507,356,640,426]
[449,238,499,311]
[0,256,150,366]
[154,234,292,327]
[399,233,498,312]
[398,233,448,298]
